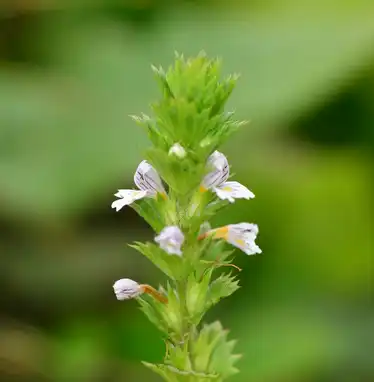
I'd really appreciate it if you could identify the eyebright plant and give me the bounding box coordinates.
[111,52,261,381]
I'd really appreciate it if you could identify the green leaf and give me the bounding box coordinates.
[202,199,231,220]
[138,296,168,335]
[209,338,241,380]
[191,321,241,379]
[131,198,166,232]
[146,148,205,196]
[202,240,235,263]
[192,322,223,374]
[165,341,193,371]
[130,113,170,151]
[147,53,246,154]
[159,283,184,339]
[152,64,175,100]
[130,242,184,280]
[207,273,240,308]
[143,362,219,382]
[165,52,236,117]
[139,283,184,340]
[186,271,212,324]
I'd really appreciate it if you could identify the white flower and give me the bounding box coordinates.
[169,143,186,158]
[207,222,261,255]
[113,278,144,300]
[111,160,166,211]
[155,226,185,256]
[200,151,254,202]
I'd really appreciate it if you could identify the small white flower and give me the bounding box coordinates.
[169,143,186,158]
[111,160,166,211]
[207,222,261,255]
[155,226,184,256]
[200,151,254,202]
[113,278,144,300]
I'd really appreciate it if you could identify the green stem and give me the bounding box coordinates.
[176,279,188,340]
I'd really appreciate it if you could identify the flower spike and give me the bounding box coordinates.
[111,160,166,211]
[155,226,185,256]
[110,54,261,379]
[200,151,255,202]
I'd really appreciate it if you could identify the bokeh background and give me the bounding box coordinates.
[1,1,373,381]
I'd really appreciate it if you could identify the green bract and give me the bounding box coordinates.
[112,52,261,381]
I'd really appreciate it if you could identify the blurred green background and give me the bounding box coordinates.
[0,1,373,381]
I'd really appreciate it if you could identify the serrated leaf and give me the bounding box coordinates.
[148,54,244,152]
[138,296,168,334]
[130,242,184,280]
[191,321,241,379]
[159,282,183,338]
[165,52,234,118]
[152,65,175,100]
[130,113,169,150]
[202,240,235,263]
[207,273,240,307]
[143,362,219,382]
[192,322,224,373]
[202,199,231,220]
[146,148,205,195]
[165,341,193,371]
[209,337,241,379]
[192,238,237,281]
[131,198,165,232]
[186,270,212,324]
[139,282,183,340]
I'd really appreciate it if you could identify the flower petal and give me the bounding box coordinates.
[111,189,147,211]
[245,240,262,255]
[134,160,166,196]
[226,223,261,255]
[214,181,255,203]
[228,223,259,237]
[155,226,184,256]
[201,151,230,190]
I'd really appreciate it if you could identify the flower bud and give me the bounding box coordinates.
[155,226,185,256]
[113,278,143,300]
[168,143,186,158]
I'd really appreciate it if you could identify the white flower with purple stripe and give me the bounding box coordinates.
[111,161,166,212]
[200,151,254,203]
